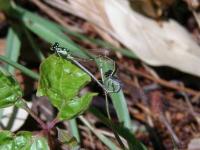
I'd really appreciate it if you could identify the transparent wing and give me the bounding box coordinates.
[95,56,121,93]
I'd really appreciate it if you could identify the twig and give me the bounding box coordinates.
[136,103,181,145]
[79,125,96,149]
[78,116,120,150]
[182,92,200,125]
[121,63,200,96]
[159,113,180,145]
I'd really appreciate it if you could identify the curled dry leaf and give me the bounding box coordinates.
[46,0,200,77]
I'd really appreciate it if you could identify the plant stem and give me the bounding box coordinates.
[20,99,46,129]
[47,117,60,129]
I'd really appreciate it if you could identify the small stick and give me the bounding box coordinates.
[121,64,200,96]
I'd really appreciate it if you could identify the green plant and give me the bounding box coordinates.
[0,0,147,149]
[0,52,147,149]
[0,54,97,149]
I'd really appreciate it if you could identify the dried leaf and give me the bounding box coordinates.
[104,0,200,77]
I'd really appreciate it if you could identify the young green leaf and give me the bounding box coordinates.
[37,55,96,120]
[0,131,50,150]
[0,70,22,108]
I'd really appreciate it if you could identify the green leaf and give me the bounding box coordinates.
[0,131,50,150]
[59,93,96,120]
[37,55,96,120]
[30,136,50,150]
[0,130,14,149]
[0,70,22,108]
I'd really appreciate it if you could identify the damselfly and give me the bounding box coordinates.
[96,55,121,93]
[51,42,121,93]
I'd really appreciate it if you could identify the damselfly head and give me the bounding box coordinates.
[104,70,113,78]
[63,48,70,53]
[51,42,59,52]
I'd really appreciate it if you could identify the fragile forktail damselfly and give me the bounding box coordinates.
[51,42,121,93]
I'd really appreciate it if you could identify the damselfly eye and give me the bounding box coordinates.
[63,48,70,52]
[104,70,113,77]
[52,42,59,50]
[54,42,59,47]
[51,42,59,51]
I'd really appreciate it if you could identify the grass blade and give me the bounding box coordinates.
[60,25,138,59]
[109,92,131,128]
[79,116,120,150]
[5,27,21,74]
[68,119,80,145]
[11,4,89,59]
[95,57,131,129]
[90,107,147,150]
[0,55,39,80]
[24,29,45,61]
[4,27,21,131]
